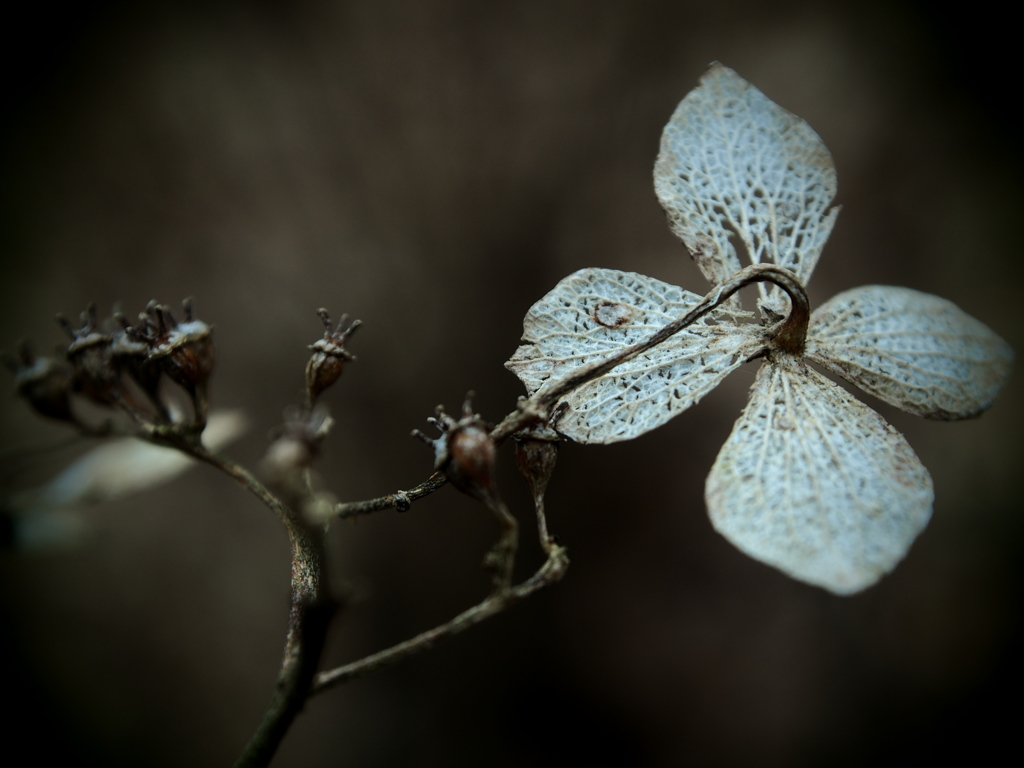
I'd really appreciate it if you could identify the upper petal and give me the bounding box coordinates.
[806,285,1014,419]
[505,268,762,444]
[654,63,839,314]
[706,356,933,594]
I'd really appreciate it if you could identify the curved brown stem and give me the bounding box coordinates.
[483,495,519,593]
[233,524,334,768]
[490,264,810,443]
[180,443,335,768]
[311,542,568,694]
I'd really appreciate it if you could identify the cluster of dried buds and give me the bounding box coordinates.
[3,298,215,433]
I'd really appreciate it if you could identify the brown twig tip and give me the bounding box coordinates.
[410,428,435,446]
[334,472,450,519]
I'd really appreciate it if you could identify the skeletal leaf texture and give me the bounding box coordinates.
[653,62,838,316]
[806,286,1014,420]
[506,268,761,443]
[706,358,933,594]
[505,63,1013,593]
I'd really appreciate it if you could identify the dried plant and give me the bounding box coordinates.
[3,63,1012,765]
[506,63,1012,593]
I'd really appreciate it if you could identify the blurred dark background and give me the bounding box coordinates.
[2,1,1021,765]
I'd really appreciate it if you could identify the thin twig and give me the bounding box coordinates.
[335,471,449,518]
[181,442,335,768]
[311,544,568,694]
[186,443,296,529]
[483,496,519,592]
[314,450,565,694]
[533,487,557,557]
[233,524,334,768]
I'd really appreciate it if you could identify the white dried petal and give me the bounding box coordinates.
[806,286,1014,420]
[706,357,933,594]
[7,410,249,550]
[654,63,839,315]
[505,268,762,444]
[13,410,249,512]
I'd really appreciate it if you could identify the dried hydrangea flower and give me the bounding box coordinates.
[505,63,1013,594]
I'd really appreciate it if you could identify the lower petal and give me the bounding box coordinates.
[705,356,933,594]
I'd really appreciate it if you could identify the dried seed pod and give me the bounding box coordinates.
[111,311,164,410]
[513,422,559,501]
[413,394,498,504]
[3,341,76,423]
[59,304,118,406]
[148,300,214,389]
[144,298,215,425]
[305,309,361,405]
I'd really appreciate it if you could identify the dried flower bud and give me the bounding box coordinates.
[413,394,498,504]
[3,341,75,423]
[513,422,559,501]
[111,311,162,403]
[139,298,215,425]
[262,405,333,486]
[305,309,361,405]
[58,304,118,406]
[148,299,214,388]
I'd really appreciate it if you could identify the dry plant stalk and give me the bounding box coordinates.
[3,64,1012,766]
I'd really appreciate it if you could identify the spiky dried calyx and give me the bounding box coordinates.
[132,299,215,414]
[413,394,498,505]
[58,304,119,406]
[2,341,76,423]
[305,309,361,406]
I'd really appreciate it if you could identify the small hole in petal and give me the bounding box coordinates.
[593,301,634,328]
